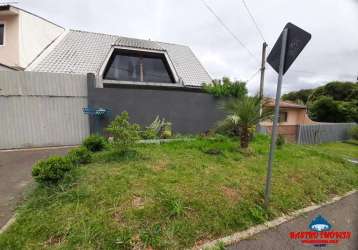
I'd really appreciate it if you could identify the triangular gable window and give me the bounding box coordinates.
[103,49,175,83]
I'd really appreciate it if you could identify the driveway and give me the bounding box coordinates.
[0,147,71,228]
[228,192,357,250]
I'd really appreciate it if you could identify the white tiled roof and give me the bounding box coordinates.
[32,30,118,75]
[115,36,165,52]
[31,30,212,86]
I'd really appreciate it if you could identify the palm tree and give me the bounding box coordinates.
[221,96,272,148]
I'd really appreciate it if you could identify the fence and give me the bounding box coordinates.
[297,123,356,144]
[261,125,298,143]
[0,71,89,149]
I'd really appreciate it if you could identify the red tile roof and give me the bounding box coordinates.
[264,99,306,109]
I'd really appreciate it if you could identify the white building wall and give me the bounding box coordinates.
[18,10,64,68]
[0,12,20,67]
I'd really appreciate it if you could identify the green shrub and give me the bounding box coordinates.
[140,116,173,139]
[82,134,107,152]
[147,116,164,134]
[140,128,157,140]
[67,147,92,165]
[349,125,358,140]
[276,134,285,148]
[32,156,73,184]
[215,115,240,137]
[160,122,172,139]
[106,111,140,152]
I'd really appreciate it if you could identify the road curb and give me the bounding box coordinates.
[195,189,357,250]
[0,214,16,235]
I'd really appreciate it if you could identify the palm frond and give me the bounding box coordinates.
[222,95,273,127]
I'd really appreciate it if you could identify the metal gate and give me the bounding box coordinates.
[0,71,89,149]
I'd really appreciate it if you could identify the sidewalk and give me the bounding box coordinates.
[0,147,70,229]
[227,192,357,250]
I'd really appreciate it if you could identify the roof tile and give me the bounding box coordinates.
[32,30,211,86]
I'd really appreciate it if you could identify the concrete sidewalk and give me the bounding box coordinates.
[228,192,357,250]
[0,147,71,228]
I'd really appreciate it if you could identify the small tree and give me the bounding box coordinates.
[222,96,272,148]
[106,111,140,152]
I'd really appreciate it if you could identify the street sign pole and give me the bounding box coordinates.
[264,28,288,208]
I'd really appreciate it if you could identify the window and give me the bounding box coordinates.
[104,49,175,83]
[0,23,4,46]
[279,112,288,123]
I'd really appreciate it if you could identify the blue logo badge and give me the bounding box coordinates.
[309,215,332,232]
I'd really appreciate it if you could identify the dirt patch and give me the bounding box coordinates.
[112,210,124,224]
[222,186,240,202]
[194,235,212,248]
[204,148,222,155]
[44,234,65,247]
[132,196,145,208]
[152,159,168,172]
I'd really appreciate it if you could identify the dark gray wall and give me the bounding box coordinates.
[87,74,224,135]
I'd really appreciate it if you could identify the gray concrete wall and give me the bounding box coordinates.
[87,74,224,135]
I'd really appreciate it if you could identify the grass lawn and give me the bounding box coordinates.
[0,136,357,249]
[313,140,358,159]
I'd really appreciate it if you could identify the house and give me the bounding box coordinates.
[260,99,315,142]
[0,4,65,70]
[0,4,222,149]
[0,4,212,88]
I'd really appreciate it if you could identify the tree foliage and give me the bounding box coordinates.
[349,125,358,140]
[282,89,313,104]
[307,81,358,122]
[308,81,358,103]
[283,81,358,123]
[203,77,248,98]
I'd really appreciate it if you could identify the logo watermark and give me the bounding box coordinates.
[289,215,351,247]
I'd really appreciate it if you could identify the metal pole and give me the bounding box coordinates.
[259,42,268,99]
[264,28,288,208]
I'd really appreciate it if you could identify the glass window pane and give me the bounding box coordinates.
[105,54,141,82]
[142,57,172,83]
[104,50,174,83]
[279,112,288,122]
[0,24,4,45]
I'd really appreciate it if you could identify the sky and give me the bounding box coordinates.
[6,0,358,95]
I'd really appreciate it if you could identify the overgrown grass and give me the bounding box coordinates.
[313,140,358,159]
[0,136,357,249]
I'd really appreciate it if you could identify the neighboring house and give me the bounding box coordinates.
[0,4,212,88]
[260,99,314,142]
[0,4,64,70]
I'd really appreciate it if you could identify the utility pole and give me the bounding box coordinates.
[259,42,268,99]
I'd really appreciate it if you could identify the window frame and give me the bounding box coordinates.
[279,111,288,123]
[0,21,5,46]
[99,46,181,88]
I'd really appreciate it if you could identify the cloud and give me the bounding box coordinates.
[11,0,358,95]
